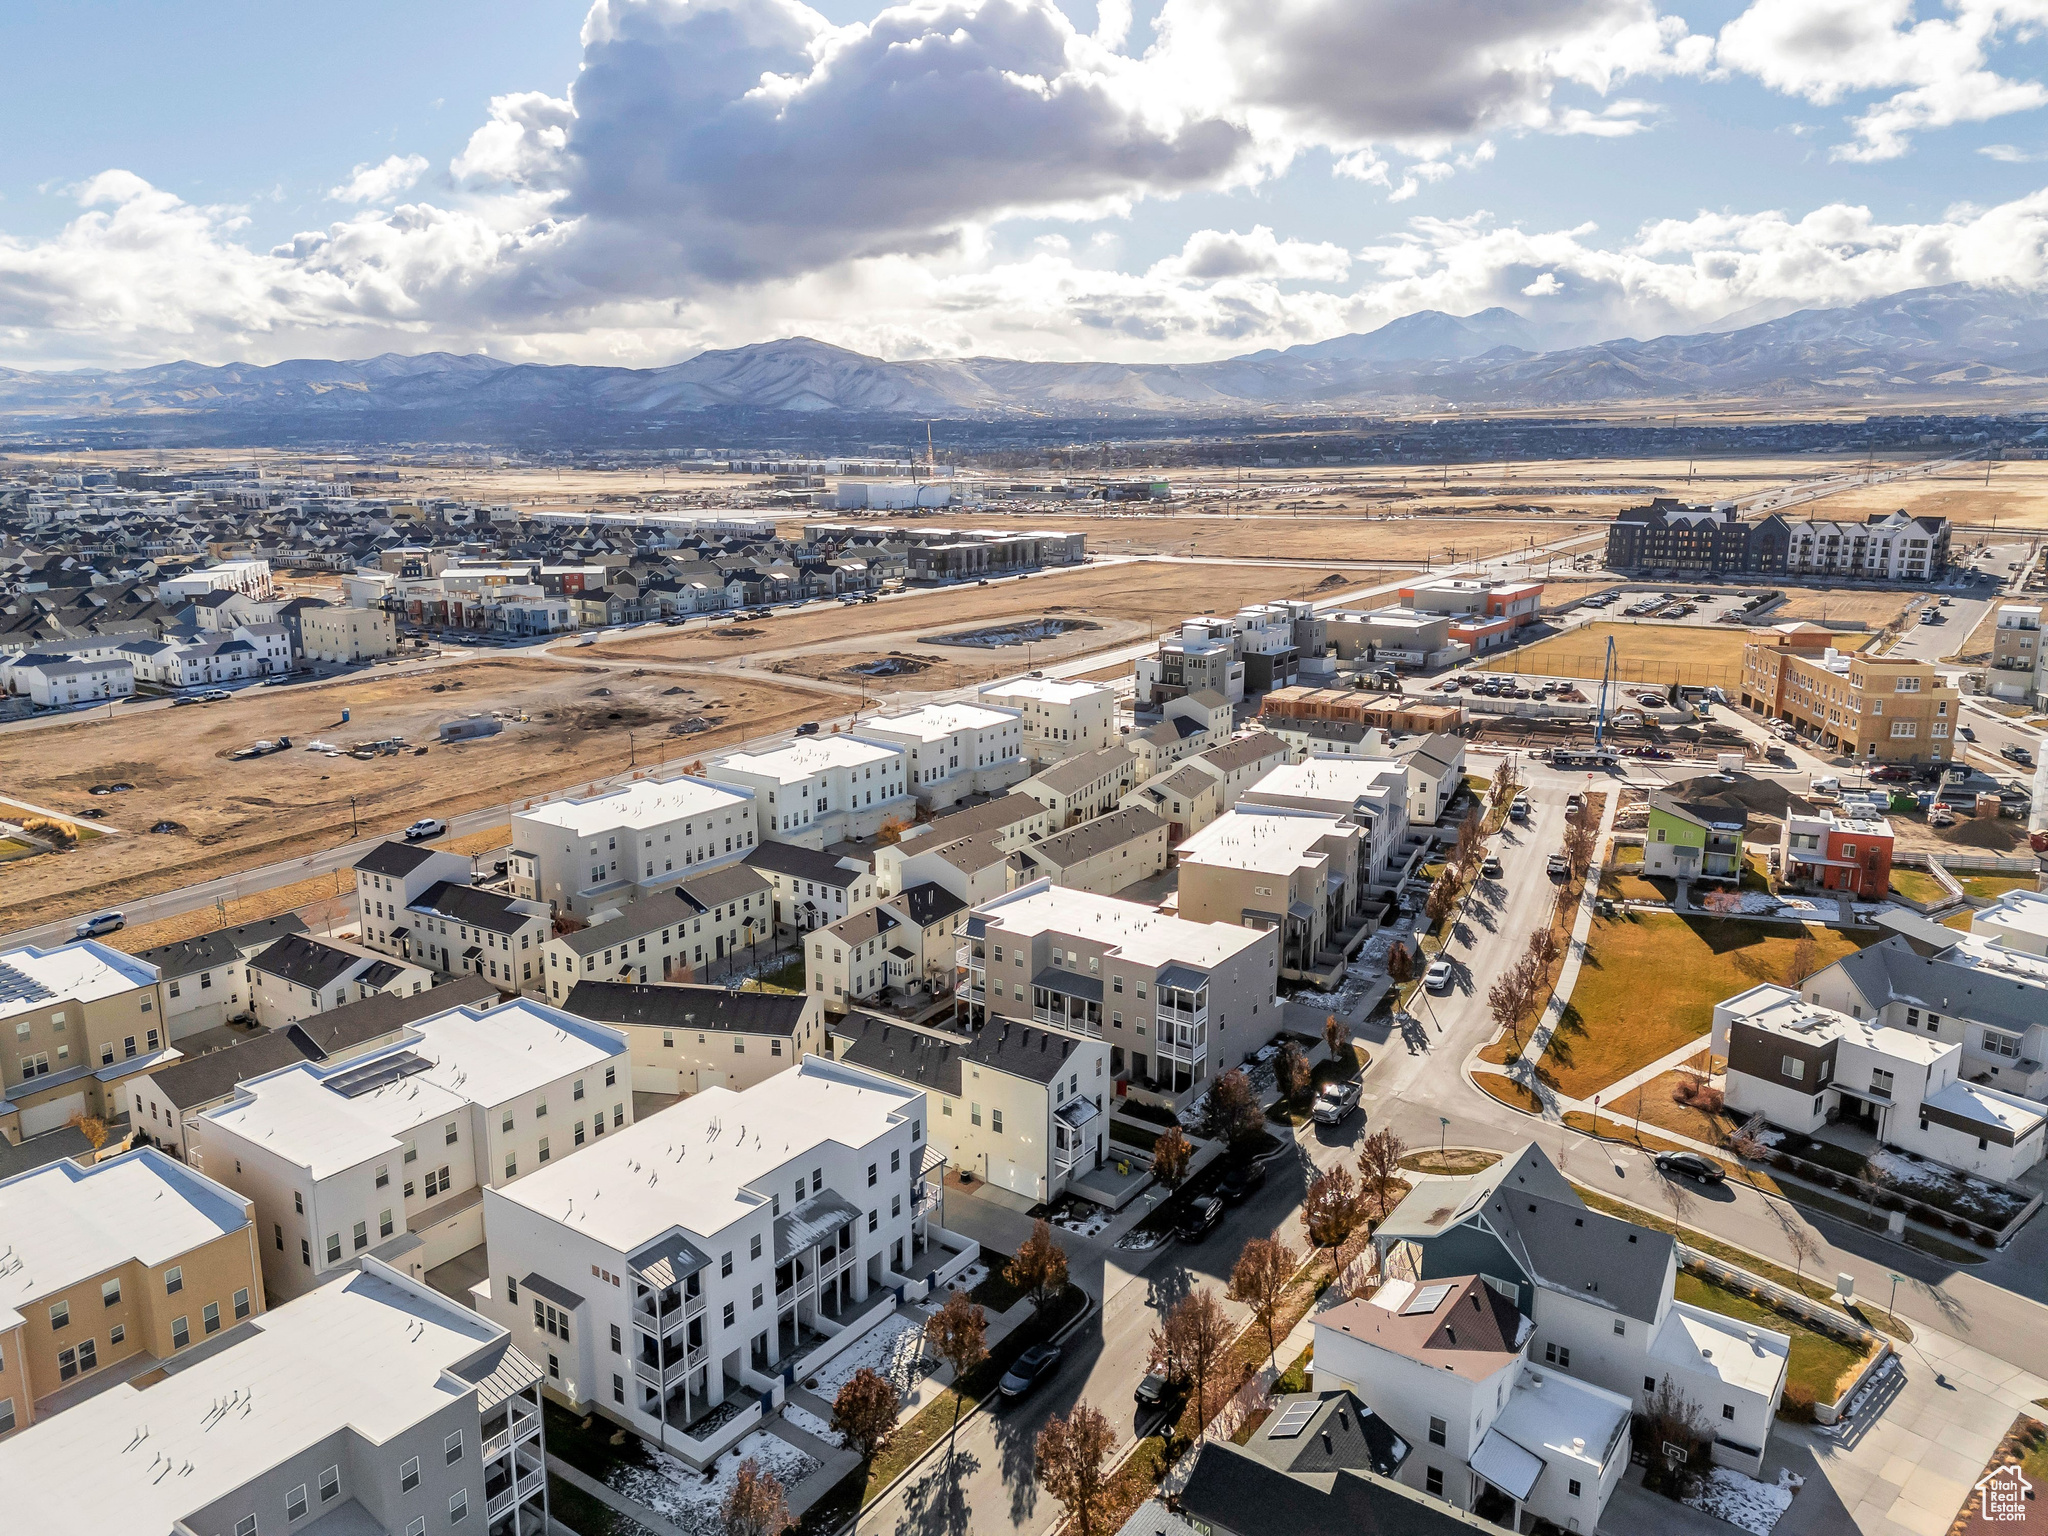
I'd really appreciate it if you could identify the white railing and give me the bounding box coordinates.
[791,1290,899,1383]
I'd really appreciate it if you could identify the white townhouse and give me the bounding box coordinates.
[352,840,473,955]
[245,933,435,1028]
[510,774,760,918]
[1237,754,1413,891]
[977,676,1118,763]
[857,702,1029,811]
[186,998,632,1302]
[710,735,914,849]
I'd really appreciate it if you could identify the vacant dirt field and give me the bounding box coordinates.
[1802,465,2048,531]
[0,660,832,926]
[1483,620,1865,690]
[946,515,1586,566]
[1767,590,1916,626]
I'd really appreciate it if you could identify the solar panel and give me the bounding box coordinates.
[1401,1282,1455,1317]
[325,1050,433,1099]
[0,963,54,1009]
[1267,1401,1318,1439]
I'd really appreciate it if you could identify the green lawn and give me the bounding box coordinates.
[1674,1270,1872,1408]
[1537,913,1870,1100]
[1959,874,2038,900]
[1888,868,1948,905]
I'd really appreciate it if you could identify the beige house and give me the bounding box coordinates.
[559,981,827,1094]
[914,789,1053,852]
[858,702,1029,811]
[299,604,398,663]
[0,940,168,1144]
[1173,806,1365,979]
[1741,636,1959,764]
[245,934,434,1029]
[977,676,1118,763]
[541,862,775,1001]
[1120,762,1225,845]
[808,883,970,1013]
[1127,691,1233,777]
[0,1149,263,1439]
[1016,806,1169,895]
[745,841,879,935]
[877,828,1020,908]
[1018,744,1139,830]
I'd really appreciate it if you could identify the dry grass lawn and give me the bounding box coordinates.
[1619,1069,1745,1144]
[1768,590,1916,626]
[1536,912,1870,1100]
[1472,1073,1544,1114]
[1483,621,1864,690]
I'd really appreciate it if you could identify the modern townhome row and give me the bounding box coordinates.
[809,881,970,1014]
[956,879,1280,1105]
[136,914,310,1038]
[0,1259,551,1536]
[1174,806,1365,981]
[0,938,169,1144]
[709,735,912,848]
[0,1147,263,1440]
[1366,1143,1791,1519]
[184,998,634,1302]
[244,932,436,1028]
[537,863,775,997]
[508,774,761,918]
[353,838,550,987]
[977,676,1118,762]
[560,981,829,1096]
[472,1056,967,1467]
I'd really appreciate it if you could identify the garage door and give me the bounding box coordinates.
[22,1091,86,1139]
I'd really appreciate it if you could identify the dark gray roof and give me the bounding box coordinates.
[0,1124,95,1180]
[291,974,497,1055]
[830,908,899,946]
[673,863,771,912]
[144,1029,317,1110]
[1826,936,2047,1037]
[250,933,361,990]
[1178,1440,1477,1536]
[923,791,1045,840]
[352,840,443,878]
[411,881,531,936]
[521,1272,585,1310]
[1199,731,1289,773]
[1239,1391,1409,1481]
[895,882,967,928]
[562,981,808,1036]
[1028,807,1165,867]
[135,914,309,977]
[1648,790,1749,831]
[1870,908,1965,957]
[1027,746,1135,796]
[356,960,406,990]
[1487,1191,1673,1324]
[832,1013,1085,1090]
[744,842,865,885]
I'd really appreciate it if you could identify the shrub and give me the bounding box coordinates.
[1974,1229,1996,1248]
[1671,1077,1700,1107]
[1697,1085,1725,1115]
[1954,1217,1976,1237]
[23,818,75,847]
[1779,1383,1817,1423]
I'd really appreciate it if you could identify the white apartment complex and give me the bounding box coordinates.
[978,676,1118,762]
[510,775,759,917]
[1238,754,1412,889]
[858,702,1029,811]
[1175,806,1365,978]
[710,736,913,849]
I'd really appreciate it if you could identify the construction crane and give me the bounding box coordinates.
[1593,633,1618,751]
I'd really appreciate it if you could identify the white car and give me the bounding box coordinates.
[74,911,125,939]
[1423,960,1454,991]
[1810,776,1840,794]
[403,818,448,842]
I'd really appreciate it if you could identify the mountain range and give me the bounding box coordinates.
[6,283,2048,432]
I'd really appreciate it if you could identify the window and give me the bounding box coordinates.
[535,1301,572,1341]
[507,1277,519,1305]
[867,1162,877,1187]
[110,1323,125,1344]
[376,1164,390,1189]
[611,1323,622,1355]
[539,1136,550,1163]
[445,1430,463,1464]
[753,1284,764,1310]
[1869,1068,1894,1100]
[236,1518,258,1536]
[444,1120,458,1146]
[204,1302,221,1335]
[235,1287,251,1320]
[49,1300,69,1330]
[971,1102,982,1126]
[165,1266,184,1294]
[1722,1403,1736,1421]
[319,1467,340,1504]
[287,1486,308,1522]
[1780,1056,1805,1082]
[1425,1468,1444,1497]
[1568,1479,1582,1498]
[505,1152,518,1179]
[992,1108,1004,1133]
[574,1078,585,1101]
[354,1221,369,1252]
[449,1491,469,1524]
[326,1233,342,1264]
[722,1251,734,1277]
[401,1457,421,1493]
[724,1302,736,1327]
[1985,1029,2023,1060]
[1428,1416,1447,1447]
[1613,1318,1626,1337]
[172,1316,190,1348]
[613,1373,626,1405]
[1544,1342,1571,1368]
[869,1209,879,1232]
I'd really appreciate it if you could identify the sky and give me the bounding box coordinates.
[4,0,2048,371]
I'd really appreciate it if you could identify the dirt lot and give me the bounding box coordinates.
[1795,464,2048,531]
[0,660,832,926]
[1482,620,1864,690]
[933,513,1583,566]
[1767,590,1917,626]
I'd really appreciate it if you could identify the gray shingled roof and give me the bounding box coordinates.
[352,840,444,878]
[1028,807,1165,866]
[561,981,807,1036]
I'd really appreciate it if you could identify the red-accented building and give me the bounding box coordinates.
[1780,808,1893,898]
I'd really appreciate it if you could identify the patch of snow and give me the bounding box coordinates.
[1753,1128,1785,1148]
[1053,1204,1112,1239]
[781,1403,844,1448]
[809,1314,934,1399]
[1866,1149,2023,1218]
[1681,1466,1799,1536]
[1115,1229,1164,1252]
[608,1431,820,1536]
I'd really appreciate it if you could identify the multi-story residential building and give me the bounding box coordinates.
[245,933,435,1028]
[1019,744,1141,830]
[474,1057,946,1457]
[1373,1143,1791,1479]
[1237,755,1411,890]
[858,702,1028,811]
[0,1258,550,1536]
[1174,806,1365,977]
[352,839,473,954]
[1608,502,1949,580]
[187,998,631,1301]
[746,841,879,935]
[1135,623,1245,706]
[1800,894,2048,1103]
[540,864,774,997]
[1988,600,2047,705]
[298,602,398,662]
[0,1147,263,1439]
[509,774,759,917]
[0,939,166,1144]
[1261,714,1390,762]
[560,982,826,1094]
[1740,639,1958,764]
[1314,1274,1634,1530]
[1713,983,2048,1181]
[1014,806,1169,896]
[1120,761,1225,844]
[832,1012,1109,1201]
[807,883,968,1013]
[7,654,135,707]
[137,914,308,1038]
[1127,692,1235,778]
[977,676,1118,762]
[1777,510,1950,581]
[1643,792,1748,886]
[958,880,1280,1101]
[873,828,1018,909]
[1779,807,1893,898]
[400,881,552,991]
[1398,733,1469,826]
[128,978,497,1159]
[711,736,913,849]
[1233,603,1301,694]
[913,789,1054,852]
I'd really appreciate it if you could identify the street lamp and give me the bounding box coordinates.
[1439,1117,1449,1156]
[1888,1272,1904,1322]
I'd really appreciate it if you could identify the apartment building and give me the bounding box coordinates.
[1238,755,1411,890]
[874,829,1018,910]
[561,981,825,1095]
[809,883,968,1013]
[1175,806,1365,977]
[299,603,398,662]
[1740,639,1957,764]
[832,1013,1109,1201]
[1777,510,1950,581]
[402,881,552,991]
[977,676,1118,762]
[1988,600,2047,705]
[858,702,1029,811]
[1015,807,1170,896]
[1374,1143,1791,1479]
[0,940,166,1144]
[474,1057,940,1457]
[1120,761,1225,843]
[509,774,759,917]
[187,999,632,1302]
[246,933,435,1028]
[0,1259,549,1536]
[1135,624,1245,706]
[711,735,913,849]
[1779,807,1894,898]
[352,839,475,955]
[9,654,134,707]
[958,880,1280,1101]
[137,914,308,1038]
[1020,743,1141,829]
[1607,502,1949,581]
[540,865,773,997]
[0,1148,262,1439]
[1715,983,2048,1181]
[128,978,497,1159]
[1643,792,1748,886]
[1399,733,1469,826]
[746,841,879,935]
[1127,692,1234,778]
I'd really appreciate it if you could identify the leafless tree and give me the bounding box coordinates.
[1784,934,1818,988]
[1323,1012,1352,1065]
[924,1289,988,1437]
[1487,954,1544,1053]
[1228,1236,1299,1366]
[1035,1402,1117,1536]
[1150,1289,1232,1429]
[721,1458,791,1536]
[1356,1127,1409,1223]
[1274,1039,1311,1104]
[1525,922,1561,974]
[1205,1068,1264,1151]
[1303,1165,1364,1263]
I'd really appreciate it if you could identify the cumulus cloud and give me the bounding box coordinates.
[1982,143,2047,161]
[1716,0,2048,161]
[327,153,431,203]
[1147,226,1352,282]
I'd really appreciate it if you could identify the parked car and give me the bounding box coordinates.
[999,1343,1064,1399]
[198,688,232,703]
[170,695,202,707]
[1175,1196,1225,1242]
[403,817,448,842]
[1423,959,1454,991]
[1655,1151,1727,1185]
[2001,744,2034,765]
[1312,1081,1362,1124]
[1509,798,1530,821]
[1546,854,1568,878]
[1217,1161,1268,1202]
[1612,711,1643,728]
[1134,1370,1184,1408]
[74,911,124,939]
[1480,855,1503,879]
[795,722,821,736]
[1960,726,1976,742]
[1810,775,1841,794]
[1870,766,1911,783]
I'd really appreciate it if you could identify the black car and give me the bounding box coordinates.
[1217,1162,1267,1203]
[1176,1196,1225,1242]
[1655,1151,1727,1185]
[998,1343,1063,1399]
[1135,1370,1183,1408]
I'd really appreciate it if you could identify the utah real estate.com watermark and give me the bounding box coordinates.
[1977,1463,2035,1524]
